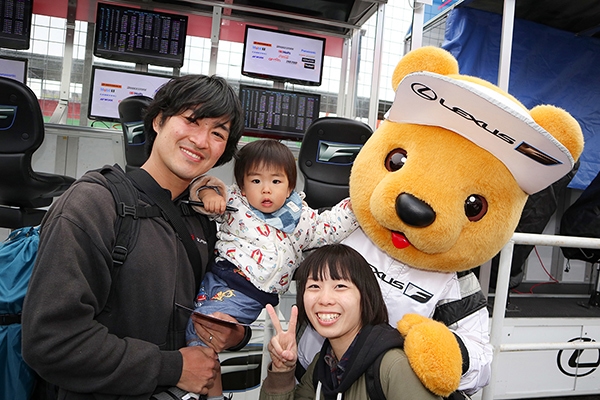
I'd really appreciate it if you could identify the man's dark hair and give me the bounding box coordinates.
[233,139,297,190]
[295,244,389,329]
[143,74,244,167]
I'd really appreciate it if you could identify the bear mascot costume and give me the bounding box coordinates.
[297,46,584,398]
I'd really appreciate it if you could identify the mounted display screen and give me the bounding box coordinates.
[93,2,188,68]
[239,84,321,141]
[0,55,27,83]
[88,66,172,122]
[0,0,33,50]
[241,25,325,86]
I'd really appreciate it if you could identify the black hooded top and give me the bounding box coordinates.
[313,324,404,400]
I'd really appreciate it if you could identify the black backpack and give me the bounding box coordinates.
[560,170,600,263]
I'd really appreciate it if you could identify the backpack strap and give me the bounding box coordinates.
[365,352,387,400]
[99,165,162,313]
[100,166,162,266]
[127,168,205,285]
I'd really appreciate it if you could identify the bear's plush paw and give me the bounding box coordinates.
[397,314,462,397]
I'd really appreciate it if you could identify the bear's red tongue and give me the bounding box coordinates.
[391,232,411,249]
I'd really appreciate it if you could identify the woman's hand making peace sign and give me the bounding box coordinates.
[265,304,298,373]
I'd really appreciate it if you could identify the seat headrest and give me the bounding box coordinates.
[118,95,153,124]
[299,117,373,186]
[0,77,45,154]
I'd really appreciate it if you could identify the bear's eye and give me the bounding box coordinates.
[465,194,488,222]
[385,149,407,172]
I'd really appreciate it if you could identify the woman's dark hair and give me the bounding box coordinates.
[233,140,297,191]
[143,74,244,167]
[295,244,388,329]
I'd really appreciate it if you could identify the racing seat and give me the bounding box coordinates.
[0,77,76,229]
[118,95,153,172]
[298,117,373,209]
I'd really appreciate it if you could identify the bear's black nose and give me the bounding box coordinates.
[395,193,436,227]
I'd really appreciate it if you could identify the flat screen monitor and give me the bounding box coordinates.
[93,2,188,68]
[241,25,325,86]
[0,55,27,83]
[88,66,172,122]
[239,84,321,141]
[0,0,33,50]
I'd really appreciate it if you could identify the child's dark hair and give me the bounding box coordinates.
[295,244,388,328]
[143,74,244,167]
[233,140,297,190]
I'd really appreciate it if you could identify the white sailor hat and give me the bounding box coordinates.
[384,71,575,195]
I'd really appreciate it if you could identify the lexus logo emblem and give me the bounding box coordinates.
[556,337,600,377]
[411,83,437,101]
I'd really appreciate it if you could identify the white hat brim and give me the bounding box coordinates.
[385,71,574,195]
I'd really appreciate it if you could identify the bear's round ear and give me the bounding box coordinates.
[392,46,459,91]
[530,105,585,163]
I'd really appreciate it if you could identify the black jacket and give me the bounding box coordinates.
[314,324,404,399]
[22,167,215,400]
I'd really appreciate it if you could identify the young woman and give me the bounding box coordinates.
[260,244,441,400]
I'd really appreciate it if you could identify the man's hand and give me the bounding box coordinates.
[192,312,246,352]
[177,346,219,394]
[266,304,298,372]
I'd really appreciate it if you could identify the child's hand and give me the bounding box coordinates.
[189,176,227,215]
[199,189,227,214]
[265,304,298,373]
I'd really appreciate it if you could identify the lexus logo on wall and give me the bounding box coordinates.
[556,337,600,377]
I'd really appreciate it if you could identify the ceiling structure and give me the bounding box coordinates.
[460,0,600,39]
[155,0,386,37]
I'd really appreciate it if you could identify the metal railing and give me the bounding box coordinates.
[482,232,600,400]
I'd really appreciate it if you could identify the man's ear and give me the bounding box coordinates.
[152,113,163,134]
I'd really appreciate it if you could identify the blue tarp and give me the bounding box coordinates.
[442,7,600,190]
[1,227,39,400]
[424,0,462,25]
[405,0,462,33]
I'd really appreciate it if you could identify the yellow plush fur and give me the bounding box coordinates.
[352,46,584,273]
[349,46,584,396]
[397,314,462,396]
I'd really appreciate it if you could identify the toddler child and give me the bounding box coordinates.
[185,139,358,399]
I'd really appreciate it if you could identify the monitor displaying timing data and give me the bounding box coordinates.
[88,66,172,122]
[0,0,33,50]
[93,2,188,68]
[239,84,321,141]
